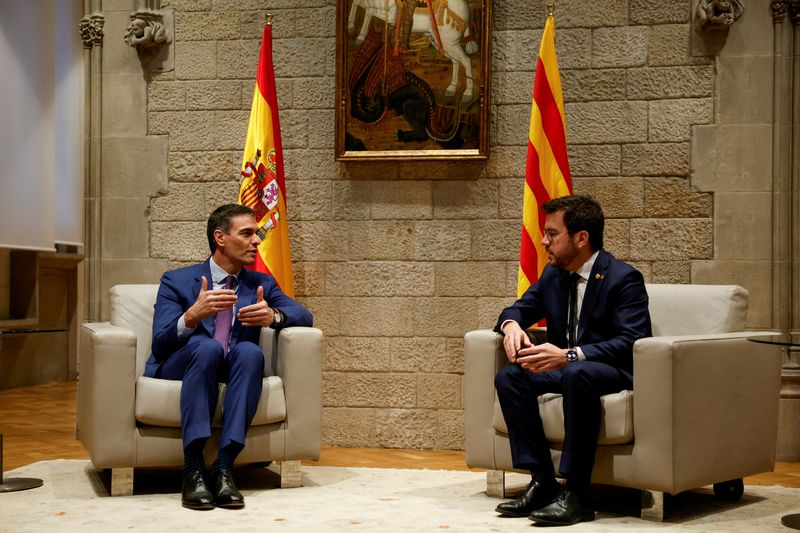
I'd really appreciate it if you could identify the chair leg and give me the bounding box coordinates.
[110,467,134,496]
[486,469,506,498]
[640,489,664,522]
[279,460,301,488]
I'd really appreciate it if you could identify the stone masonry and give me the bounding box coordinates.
[127,0,774,449]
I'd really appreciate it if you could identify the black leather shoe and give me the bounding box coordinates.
[495,478,560,517]
[211,469,245,509]
[529,487,595,526]
[181,469,214,510]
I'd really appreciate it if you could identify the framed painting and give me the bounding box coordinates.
[335,0,492,161]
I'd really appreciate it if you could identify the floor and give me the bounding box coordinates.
[1,381,799,489]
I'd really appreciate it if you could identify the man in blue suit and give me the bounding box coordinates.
[144,204,313,510]
[494,195,651,526]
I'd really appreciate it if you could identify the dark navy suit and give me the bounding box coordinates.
[145,259,313,450]
[494,249,651,485]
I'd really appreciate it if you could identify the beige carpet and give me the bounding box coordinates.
[1,460,799,532]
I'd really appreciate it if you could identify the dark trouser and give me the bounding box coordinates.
[154,338,264,450]
[494,361,632,486]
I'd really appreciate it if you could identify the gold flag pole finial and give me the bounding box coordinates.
[265,13,273,26]
[546,3,555,17]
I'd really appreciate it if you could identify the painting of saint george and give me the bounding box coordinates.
[335,0,492,160]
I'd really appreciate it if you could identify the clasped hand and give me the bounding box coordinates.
[184,276,275,328]
[502,321,568,373]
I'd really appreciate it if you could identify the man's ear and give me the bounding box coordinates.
[213,229,226,249]
[575,230,590,249]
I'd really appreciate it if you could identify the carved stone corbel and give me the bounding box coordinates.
[771,0,789,23]
[694,0,745,31]
[79,13,105,49]
[788,0,800,24]
[124,8,170,54]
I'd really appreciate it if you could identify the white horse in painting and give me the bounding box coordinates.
[348,0,479,102]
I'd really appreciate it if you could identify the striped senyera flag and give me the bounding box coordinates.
[517,13,573,298]
[238,17,295,297]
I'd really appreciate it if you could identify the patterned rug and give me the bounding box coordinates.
[1,460,799,532]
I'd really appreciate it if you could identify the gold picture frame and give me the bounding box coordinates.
[335,0,492,161]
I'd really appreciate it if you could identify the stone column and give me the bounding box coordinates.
[790,0,800,334]
[772,0,800,461]
[80,0,171,321]
[81,0,104,322]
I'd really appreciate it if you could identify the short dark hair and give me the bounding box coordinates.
[206,204,256,253]
[542,195,604,251]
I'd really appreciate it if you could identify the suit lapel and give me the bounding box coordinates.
[553,269,571,347]
[577,250,610,344]
[197,259,216,336]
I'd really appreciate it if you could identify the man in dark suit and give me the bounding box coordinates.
[493,195,651,526]
[144,204,313,510]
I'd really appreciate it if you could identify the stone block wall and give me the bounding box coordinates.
[138,0,770,448]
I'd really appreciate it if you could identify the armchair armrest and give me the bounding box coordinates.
[464,329,507,469]
[631,331,783,493]
[275,326,323,460]
[77,322,138,468]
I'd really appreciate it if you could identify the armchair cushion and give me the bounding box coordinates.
[492,390,634,445]
[135,375,287,428]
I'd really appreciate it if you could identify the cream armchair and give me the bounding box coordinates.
[78,285,322,496]
[465,284,783,521]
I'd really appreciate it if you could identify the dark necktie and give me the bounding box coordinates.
[213,275,236,354]
[568,273,580,348]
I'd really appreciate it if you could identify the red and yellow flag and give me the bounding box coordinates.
[517,13,573,298]
[238,18,295,297]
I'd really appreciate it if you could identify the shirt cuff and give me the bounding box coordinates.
[499,319,519,333]
[576,347,587,361]
[177,314,196,338]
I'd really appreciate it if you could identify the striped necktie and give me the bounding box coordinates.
[213,275,236,354]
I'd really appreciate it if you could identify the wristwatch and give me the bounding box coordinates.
[565,348,578,363]
[272,308,283,327]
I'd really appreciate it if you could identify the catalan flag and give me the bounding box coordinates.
[238,17,295,297]
[517,12,573,298]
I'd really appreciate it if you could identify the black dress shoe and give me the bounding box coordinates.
[529,487,595,526]
[181,469,214,510]
[211,469,245,509]
[495,478,560,517]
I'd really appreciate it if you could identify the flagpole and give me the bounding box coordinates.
[265,13,273,26]
[547,2,555,17]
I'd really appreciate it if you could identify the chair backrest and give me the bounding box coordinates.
[645,284,748,337]
[109,284,279,378]
[110,285,160,378]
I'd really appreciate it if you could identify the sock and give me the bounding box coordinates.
[183,438,207,475]
[211,442,244,474]
[532,468,556,485]
[565,477,590,496]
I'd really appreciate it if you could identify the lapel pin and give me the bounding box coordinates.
[595,273,604,280]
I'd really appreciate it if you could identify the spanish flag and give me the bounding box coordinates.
[238,17,295,297]
[517,12,573,298]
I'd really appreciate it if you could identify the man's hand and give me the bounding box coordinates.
[237,285,276,327]
[184,276,237,328]
[502,321,533,363]
[516,342,569,373]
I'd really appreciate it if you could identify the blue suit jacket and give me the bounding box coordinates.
[495,250,651,373]
[145,259,313,376]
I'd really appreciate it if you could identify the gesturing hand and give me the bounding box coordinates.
[237,285,276,327]
[184,276,237,328]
